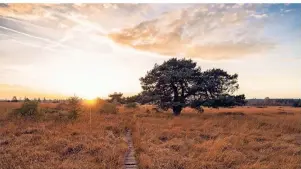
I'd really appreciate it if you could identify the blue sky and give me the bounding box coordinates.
[0,3,300,99]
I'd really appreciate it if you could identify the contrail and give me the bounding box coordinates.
[38,9,160,57]
[0,25,86,53]
[0,16,82,52]
[29,9,167,59]
[0,16,71,51]
[0,32,59,53]
[41,11,109,52]
[0,25,68,48]
[0,16,52,30]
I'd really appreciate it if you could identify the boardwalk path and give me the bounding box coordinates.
[124,129,138,169]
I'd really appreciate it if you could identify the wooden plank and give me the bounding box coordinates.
[124,129,138,169]
[125,166,138,169]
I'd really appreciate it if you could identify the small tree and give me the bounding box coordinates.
[139,58,245,116]
[67,96,81,120]
[264,97,270,106]
[108,92,123,103]
[11,96,18,102]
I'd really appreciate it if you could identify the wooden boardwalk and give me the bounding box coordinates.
[124,129,138,169]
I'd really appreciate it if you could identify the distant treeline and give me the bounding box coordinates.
[1,95,300,108]
[247,98,301,107]
[0,96,71,103]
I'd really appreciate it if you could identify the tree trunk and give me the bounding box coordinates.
[172,106,182,116]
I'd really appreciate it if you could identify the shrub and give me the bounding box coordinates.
[125,102,137,109]
[99,102,118,114]
[67,96,81,120]
[12,100,41,118]
[11,96,18,102]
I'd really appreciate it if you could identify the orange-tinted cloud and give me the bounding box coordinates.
[108,4,274,60]
[1,3,275,61]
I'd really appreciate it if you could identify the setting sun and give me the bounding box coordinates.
[85,99,96,105]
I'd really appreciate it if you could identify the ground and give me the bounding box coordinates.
[0,102,300,169]
[0,102,127,169]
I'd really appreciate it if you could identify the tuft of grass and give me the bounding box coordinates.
[99,102,118,114]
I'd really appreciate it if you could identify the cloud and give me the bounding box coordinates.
[0,3,282,60]
[109,4,274,60]
[109,30,274,60]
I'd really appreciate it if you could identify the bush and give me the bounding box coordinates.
[125,102,137,109]
[67,96,81,120]
[99,102,118,114]
[12,100,41,119]
[11,96,18,102]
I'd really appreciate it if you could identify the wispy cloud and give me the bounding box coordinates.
[109,4,274,60]
[1,3,299,61]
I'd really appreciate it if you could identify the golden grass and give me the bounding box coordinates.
[0,103,128,169]
[0,103,300,169]
[130,106,301,169]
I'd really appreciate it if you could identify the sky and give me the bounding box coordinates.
[0,3,300,99]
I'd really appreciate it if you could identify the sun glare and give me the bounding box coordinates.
[85,99,96,105]
[45,56,126,99]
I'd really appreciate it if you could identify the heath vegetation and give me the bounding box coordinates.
[0,58,300,169]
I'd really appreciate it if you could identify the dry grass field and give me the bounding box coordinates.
[130,106,301,169]
[0,102,128,169]
[0,102,300,169]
